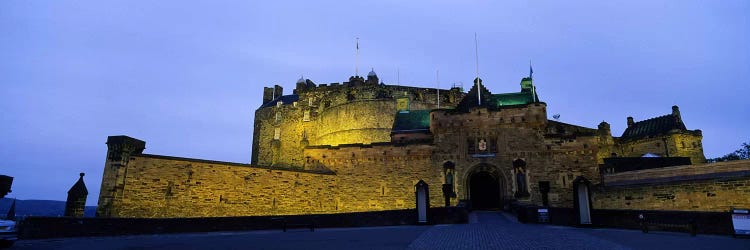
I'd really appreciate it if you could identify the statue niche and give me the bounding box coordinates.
[442,161,456,207]
[513,159,530,198]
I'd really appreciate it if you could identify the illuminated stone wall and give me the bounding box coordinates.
[593,160,750,212]
[98,76,718,218]
[616,133,705,164]
[428,104,603,208]
[252,80,465,168]
[304,144,444,211]
[314,100,396,146]
[98,138,447,218]
[109,155,337,218]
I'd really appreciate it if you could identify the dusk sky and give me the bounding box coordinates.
[1,1,748,206]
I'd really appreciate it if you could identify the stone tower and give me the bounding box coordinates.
[96,136,146,217]
[65,173,88,217]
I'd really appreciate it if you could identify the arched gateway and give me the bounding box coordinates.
[465,164,505,210]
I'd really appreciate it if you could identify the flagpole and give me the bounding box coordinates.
[397,67,400,85]
[436,69,440,109]
[529,60,536,102]
[356,37,359,77]
[475,33,481,106]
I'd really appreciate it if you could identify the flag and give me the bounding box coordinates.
[529,63,534,78]
[356,38,359,50]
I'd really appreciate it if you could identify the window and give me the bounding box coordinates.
[275,112,281,122]
[274,128,280,140]
[303,111,311,122]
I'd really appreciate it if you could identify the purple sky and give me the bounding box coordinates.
[1,1,748,205]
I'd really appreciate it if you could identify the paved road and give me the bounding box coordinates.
[410,211,747,250]
[11,211,749,250]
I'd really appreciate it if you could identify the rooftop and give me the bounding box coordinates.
[621,114,686,140]
[392,110,431,134]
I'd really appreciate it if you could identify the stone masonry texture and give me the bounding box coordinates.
[96,75,738,218]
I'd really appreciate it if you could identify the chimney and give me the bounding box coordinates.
[274,85,283,98]
[263,87,274,104]
[672,105,681,121]
[627,117,634,127]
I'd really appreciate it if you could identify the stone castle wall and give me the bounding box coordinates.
[593,160,750,212]
[427,104,603,208]
[252,81,465,168]
[304,144,444,211]
[615,133,705,164]
[99,142,447,218]
[109,155,337,218]
[98,75,722,219]
[314,100,396,146]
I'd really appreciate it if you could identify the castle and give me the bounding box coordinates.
[98,70,742,220]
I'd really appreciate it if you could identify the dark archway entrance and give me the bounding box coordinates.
[469,171,501,210]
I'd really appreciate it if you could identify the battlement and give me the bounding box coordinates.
[253,76,467,167]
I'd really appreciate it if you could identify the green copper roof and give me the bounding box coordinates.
[491,91,535,107]
[392,110,431,133]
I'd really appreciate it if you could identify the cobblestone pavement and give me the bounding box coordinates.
[409,211,629,250]
[11,226,430,250]
[409,211,748,250]
[11,211,749,249]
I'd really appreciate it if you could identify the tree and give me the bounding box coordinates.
[708,142,750,163]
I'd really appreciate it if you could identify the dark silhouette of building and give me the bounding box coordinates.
[0,175,12,199]
[65,173,88,217]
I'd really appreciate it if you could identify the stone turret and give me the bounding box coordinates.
[366,68,379,85]
[294,77,317,94]
[520,77,533,92]
[598,121,611,137]
[65,173,88,217]
[97,136,146,217]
